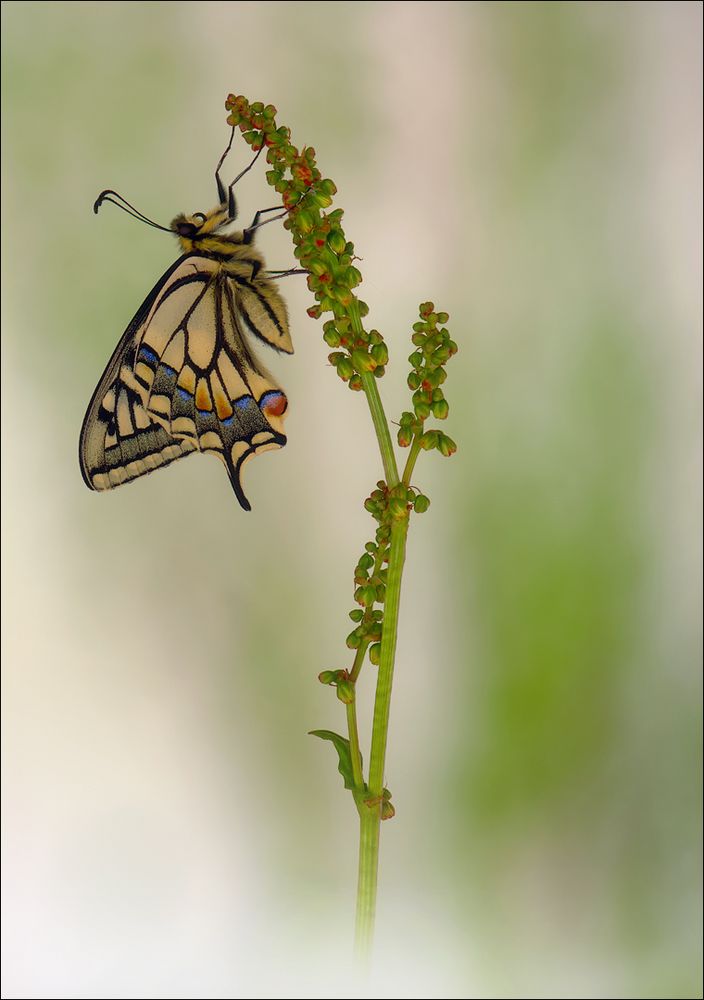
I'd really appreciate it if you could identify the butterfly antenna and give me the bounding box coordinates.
[93,190,173,233]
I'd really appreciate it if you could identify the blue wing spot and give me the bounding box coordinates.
[161,364,176,377]
[178,388,193,401]
[139,346,159,365]
[234,396,253,410]
[222,416,235,426]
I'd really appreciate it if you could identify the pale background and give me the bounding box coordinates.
[1,3,702,998]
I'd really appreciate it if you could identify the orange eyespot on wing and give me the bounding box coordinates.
[259,390,288,417]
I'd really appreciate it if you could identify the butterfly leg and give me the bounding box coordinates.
[226,148,264,221]
[265,268,310,279]
[215,127,265,220]
[215,127,236,204]
[243,207,288,245]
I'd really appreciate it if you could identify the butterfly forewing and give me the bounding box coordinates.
[80,254,290,510]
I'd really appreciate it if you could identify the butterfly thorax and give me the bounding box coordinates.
[171,205,260,263]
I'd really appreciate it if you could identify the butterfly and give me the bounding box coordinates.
[80,129,299,511]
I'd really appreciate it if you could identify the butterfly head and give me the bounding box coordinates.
[171,208,231,252]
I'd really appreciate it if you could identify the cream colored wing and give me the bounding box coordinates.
[80,254,290,510]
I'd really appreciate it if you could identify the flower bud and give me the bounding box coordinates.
[414,494,431,513]
[336,357,355,380]
[336,679,355,704]
[437,434,457,457]
[311,189,333,209]
[431,398,449,419]
[349,608,364,622]
[326,229,346,254]
[419,430,439,450]
[351,349,376,373]
[357,585,378,607]
[366,620,382,642]
[370,343,388,366]
[381,798,396,821]
[358,553,374,572]
[323,328,341,347]
[369,642,381,665]
[345,266,363,288]
[346,629,362,649]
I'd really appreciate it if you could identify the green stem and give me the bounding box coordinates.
[401,434,423,486]
[349,300,408,959]
[349,642,369,684]
[368,517,409,795]
[346,698,364,790]
[353,514,409,956]
[355,804,380,960]
[360,372,399,487]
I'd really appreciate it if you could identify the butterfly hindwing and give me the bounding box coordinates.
[80,255,290,510]
[228,271,294,356]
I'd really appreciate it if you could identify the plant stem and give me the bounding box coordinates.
[346,698,364,790]
[349,642,369,684]
[402,434,423,486]
[367,517,409,795]
[351,304,408,960]
[360,372,399,487]
[355,804,380,959]
[353,513,409,957]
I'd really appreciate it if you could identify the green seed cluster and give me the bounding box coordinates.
[318,470,433,695]
[318,669,355,705]
[225,94,386,387]
[398,302,458,457]
[347,535,387,666]
[364,479,431,521]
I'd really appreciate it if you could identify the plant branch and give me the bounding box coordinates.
[346,698,364,791]
[367,517,409,796]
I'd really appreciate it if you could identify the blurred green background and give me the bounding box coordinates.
[2,3,701,997]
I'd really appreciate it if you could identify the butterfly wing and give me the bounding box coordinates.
[80,255,199,494]
[229,269,294,356]
[80,255,290,511]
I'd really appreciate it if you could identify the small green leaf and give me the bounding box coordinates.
[309,729,362,792]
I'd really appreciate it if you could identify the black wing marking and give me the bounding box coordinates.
[226,271,294,355]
